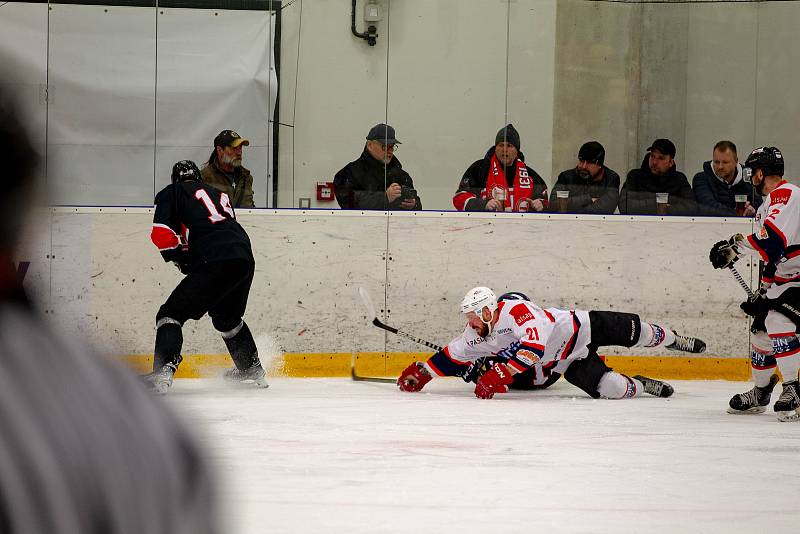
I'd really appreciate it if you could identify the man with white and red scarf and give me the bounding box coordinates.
[453,124,548,212]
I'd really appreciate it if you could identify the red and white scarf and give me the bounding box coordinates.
[481,154,536,211]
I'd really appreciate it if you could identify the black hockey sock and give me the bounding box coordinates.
[221,321,259,371]
[153,320,183,371]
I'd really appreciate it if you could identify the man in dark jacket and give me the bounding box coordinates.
[692,140,761,216]
[454,124,548,212]
[200,129,255,208]
[619,138,696,215]
[549,141,619,214]
[333,123,422,210]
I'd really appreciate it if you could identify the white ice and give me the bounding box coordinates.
[167,378,800,534]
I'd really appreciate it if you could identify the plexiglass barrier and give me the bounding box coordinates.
[2,0,792,366]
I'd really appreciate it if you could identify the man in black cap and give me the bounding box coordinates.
[454,124,548,212]
[618,138,696,215]
[200,129,255,208]
[333,123,422,210]
[548,141,620,214]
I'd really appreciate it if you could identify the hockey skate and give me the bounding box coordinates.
[224,362,269,388]
[773,380,800,422]
[633,375,674,398]
[666,332,706,353]
[142,363,177,394]
[727,374,779,414]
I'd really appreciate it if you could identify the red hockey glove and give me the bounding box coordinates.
[397,362,432,392]
[474,362,514,399]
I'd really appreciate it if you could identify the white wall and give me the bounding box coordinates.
[18,209,757,360]
[0,4,277,206]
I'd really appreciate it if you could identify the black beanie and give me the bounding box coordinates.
[578,141,605,165]
[495,124,521,151]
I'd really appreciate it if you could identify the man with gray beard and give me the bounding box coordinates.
[201,129,255,207]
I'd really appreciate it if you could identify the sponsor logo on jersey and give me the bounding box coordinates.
[758,227,769,240]
[510,303,534,326]
[495,327,513,335]
[515,349,540,366]
[466,336,486,347]
[493,341,521,360]
[771,189,792,206]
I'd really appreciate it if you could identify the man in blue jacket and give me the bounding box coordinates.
[692,140,761,216]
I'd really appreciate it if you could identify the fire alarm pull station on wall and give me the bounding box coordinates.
[317,182,334,201]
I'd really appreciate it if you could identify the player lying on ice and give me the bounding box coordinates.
[709,146,800,422]
[397,287,706,399]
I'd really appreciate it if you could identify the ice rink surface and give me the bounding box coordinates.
[167,378,800,533]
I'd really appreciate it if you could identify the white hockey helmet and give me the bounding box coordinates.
[461,287,498,315]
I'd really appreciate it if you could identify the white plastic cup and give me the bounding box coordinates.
[556,190,570,213]
[656,192,669,215]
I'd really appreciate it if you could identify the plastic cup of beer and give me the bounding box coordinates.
[556,190,570,213]
[656,192,669,215]
[735,194,748,216]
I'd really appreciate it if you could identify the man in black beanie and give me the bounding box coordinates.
[454,124,548,212]
[549,141,620,214]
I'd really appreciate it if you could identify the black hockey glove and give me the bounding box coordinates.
[709,240,740,269]
[740,294,769,319]
[462,356,501,383]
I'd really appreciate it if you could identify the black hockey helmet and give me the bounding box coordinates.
[497,291,530,302]
[743,146,784,179]
[171,160,201,184]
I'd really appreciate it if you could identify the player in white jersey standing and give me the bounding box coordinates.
[710,146,800,421]
[397,288,706,399]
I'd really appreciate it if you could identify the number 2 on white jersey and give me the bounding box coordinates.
[195,190,235,222]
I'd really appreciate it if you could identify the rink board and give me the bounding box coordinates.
[120,352,752,381]
[18,207,760,379]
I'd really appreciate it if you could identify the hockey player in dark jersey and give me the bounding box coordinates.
[710,146,800,421]
[397,288,706,399]
[145,160,268,393]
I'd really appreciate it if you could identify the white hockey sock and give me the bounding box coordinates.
[597,372,642,399]
[636,322,676,348]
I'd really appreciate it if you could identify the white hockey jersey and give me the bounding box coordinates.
[423,300,591,383]
[741,180,800,298]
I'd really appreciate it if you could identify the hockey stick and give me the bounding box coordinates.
[351,287,443,383]
[357,287,443,351]
[728,264,755,299]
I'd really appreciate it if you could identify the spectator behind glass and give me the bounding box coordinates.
[618,138,696,215]
[454,124,548,212]
[200,129,255,208]
[548,141,620,214]
[333,123,422,210]
[0,87,219,533]
[692,140,762,217]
